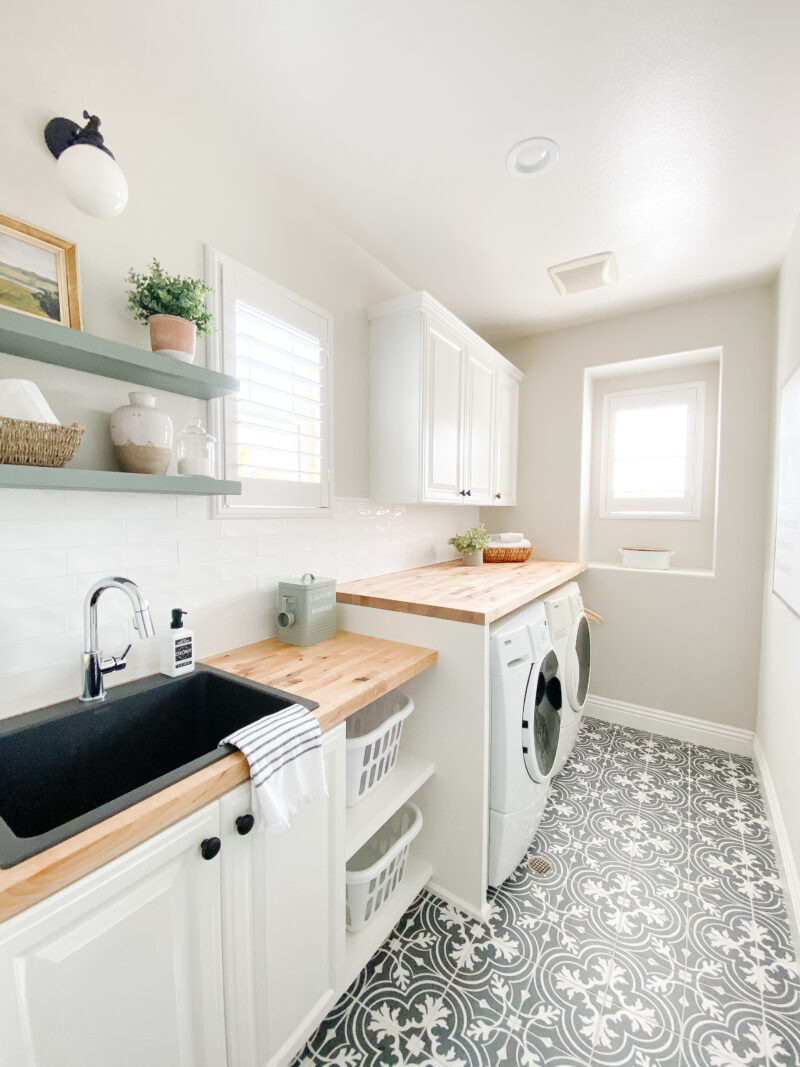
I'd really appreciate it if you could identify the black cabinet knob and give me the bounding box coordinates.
[235,813,255,836]
[200,836,221,860]
[459,489,466,496]
[495,493,501,499]
[466,489,472,496]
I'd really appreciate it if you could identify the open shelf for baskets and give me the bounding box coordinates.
[0,308,238,401]
[0,465,241,495]
[345,751,434,861]
[342,853,433,989]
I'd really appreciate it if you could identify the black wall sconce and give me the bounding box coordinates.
[44,111,128,218]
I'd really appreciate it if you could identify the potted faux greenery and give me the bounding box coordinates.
[448,523,492,566]
[126,258,213,364]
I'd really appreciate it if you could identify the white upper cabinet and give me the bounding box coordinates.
[368,291,522,505]
[423,317,467,501]
[494,370,520,506]
[0,805,228,1067]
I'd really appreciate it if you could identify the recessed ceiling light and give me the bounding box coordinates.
[505,136,559,176]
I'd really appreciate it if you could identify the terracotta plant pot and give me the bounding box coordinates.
[148,314,197,364]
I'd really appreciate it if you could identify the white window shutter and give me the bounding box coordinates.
[206,248,333,514]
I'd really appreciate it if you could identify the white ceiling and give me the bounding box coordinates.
[10,1,800,340]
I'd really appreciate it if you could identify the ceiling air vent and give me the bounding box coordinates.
[548,251,618,296]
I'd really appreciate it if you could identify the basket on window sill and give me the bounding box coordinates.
[0,416,85,468]
[483,544,534,563]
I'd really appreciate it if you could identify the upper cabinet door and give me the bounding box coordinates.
[0,805,228,1067]
[220,726,346,1067]
[494,372,520,506]
[422,318,466,502]
[465,348,495,506]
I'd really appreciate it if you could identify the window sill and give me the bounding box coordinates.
[587,562,715,578]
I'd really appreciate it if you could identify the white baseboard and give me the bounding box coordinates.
[585,694,754,756]
[752,736,800,945]
[425,879,490,923]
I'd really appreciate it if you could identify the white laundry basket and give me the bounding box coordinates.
[345,803,423,932]
[345,690,414,807]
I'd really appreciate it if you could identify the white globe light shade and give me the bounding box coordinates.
[56,144,129,218]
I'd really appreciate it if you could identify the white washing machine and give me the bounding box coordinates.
[488,601,562,887]
[543,582,591,776]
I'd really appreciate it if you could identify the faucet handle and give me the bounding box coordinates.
[100,644,132,674]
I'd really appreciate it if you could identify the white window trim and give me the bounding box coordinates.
[205,246,334,518]
[599,380,705,520]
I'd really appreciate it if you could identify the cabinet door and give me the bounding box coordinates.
[464,349,495,505]
[422,317,466,502]
[493,372,520,505]
[0,805,227,1067]
[221,725,345,1067]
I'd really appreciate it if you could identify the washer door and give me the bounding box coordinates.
[566,613,591,712]
[522,649,562,782]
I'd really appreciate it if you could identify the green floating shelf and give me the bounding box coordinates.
[0,465,242,496]
[0,309,239,401]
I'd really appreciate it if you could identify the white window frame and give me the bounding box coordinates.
[600,380,705,520]
[205,246,333,518]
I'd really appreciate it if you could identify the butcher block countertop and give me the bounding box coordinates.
[0,631,436,922]
[337,557,587,625]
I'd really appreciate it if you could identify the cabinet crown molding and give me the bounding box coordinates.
[367,290,523,383]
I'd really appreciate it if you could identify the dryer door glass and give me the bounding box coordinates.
[569,615,591,709]
[523,650,562,780]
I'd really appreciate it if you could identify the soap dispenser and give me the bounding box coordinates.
[160,608,194,677]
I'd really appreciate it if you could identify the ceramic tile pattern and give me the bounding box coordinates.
[293,718,800,1066]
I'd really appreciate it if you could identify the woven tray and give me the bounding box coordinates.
[483,544,533,563]
[0,416,85,468]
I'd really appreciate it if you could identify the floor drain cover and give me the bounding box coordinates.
[528,855,552,875]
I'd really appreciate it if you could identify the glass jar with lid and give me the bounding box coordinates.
[176,416,216,477]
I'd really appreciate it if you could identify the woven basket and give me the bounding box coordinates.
[0,416,85,468]
[483,544,534,563]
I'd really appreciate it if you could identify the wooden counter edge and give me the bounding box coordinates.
[0,635,438,923]
[0,753,250,924]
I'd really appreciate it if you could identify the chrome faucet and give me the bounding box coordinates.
[81,577,155,701]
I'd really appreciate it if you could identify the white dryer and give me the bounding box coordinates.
[543,582,591,776]
[488,601,562,887]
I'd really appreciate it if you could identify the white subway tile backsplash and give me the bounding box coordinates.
[0,605,67,646]
[0,548,66,580]
[0,491,472,718]
[0,489,65,521]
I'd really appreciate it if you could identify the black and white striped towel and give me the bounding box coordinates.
[219,704,327,832]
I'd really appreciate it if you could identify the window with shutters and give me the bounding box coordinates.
[206,248,333,515]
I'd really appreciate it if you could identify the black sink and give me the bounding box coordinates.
[0,665,318,868]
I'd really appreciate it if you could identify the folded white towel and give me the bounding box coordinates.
[0,379,60,424]
[491,538,531,548]
[220,703,327,833]
[489,532,525,543]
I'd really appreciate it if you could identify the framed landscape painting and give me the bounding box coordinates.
[0,213,82,329]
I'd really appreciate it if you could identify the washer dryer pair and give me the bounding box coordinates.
[488,601,563,888]
[542,582,591,776]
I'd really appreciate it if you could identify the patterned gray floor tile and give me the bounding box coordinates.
[297,726,797,1067]
[682,1003,800,1067]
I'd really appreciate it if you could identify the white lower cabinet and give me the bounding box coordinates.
[0,725,346,1067]
[0,804,228,1067]
[220,726,345,1067]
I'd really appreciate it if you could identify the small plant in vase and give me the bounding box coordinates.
[126,258,213,364]
[448,523,491,566]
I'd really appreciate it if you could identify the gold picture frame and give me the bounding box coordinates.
[0,213,82,329]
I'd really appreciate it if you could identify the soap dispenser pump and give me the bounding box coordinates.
[160,608,194,677]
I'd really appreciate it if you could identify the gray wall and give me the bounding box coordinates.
[485,284,775,731]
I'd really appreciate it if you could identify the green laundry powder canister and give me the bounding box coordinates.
[276,572,337,646]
